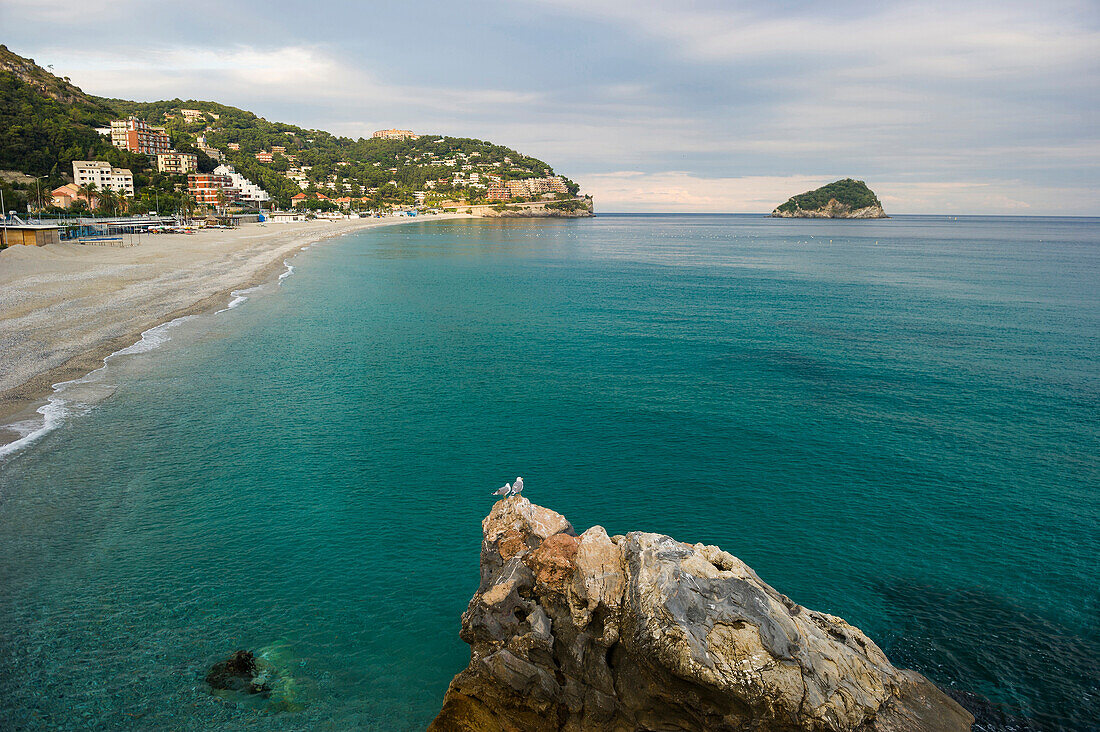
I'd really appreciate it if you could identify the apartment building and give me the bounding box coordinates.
[110,117,172,156]
[372,128,419,141]
[213,164,270,204]
[72,161,135,196]
[156,152,199,175]
[180,108,205,122]
[187,174,238,206]
[255,151,274,163]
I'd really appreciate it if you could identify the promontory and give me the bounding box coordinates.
[430,497,972,731]
[772,179,888,219]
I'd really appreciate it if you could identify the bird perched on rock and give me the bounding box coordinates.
[511,477,524,496]
[491,483,511,497]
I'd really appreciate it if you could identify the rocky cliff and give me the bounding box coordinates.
[771,200,887,219]
[430,498,972,732]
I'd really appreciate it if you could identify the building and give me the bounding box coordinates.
[291,192,332,208]
[156,152,198,175]
[372,128,419,141]
[0,223,61,247]
[213,164,270,204]
[227,143,240,151]
[50,183,95,208]
[72,161,135,196]
[255,151,273,163]
[187,174,238,206]
[179,108,205,122]
[487,184,510,201]
[270,146,286,155]
[501,176,570,199]
[196,135,223,161]
[110,117,172,156]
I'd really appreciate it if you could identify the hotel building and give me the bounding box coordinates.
[213,164,270,204]
[187,174,239,206]
[156,152,199,175]
[72,161,135,196]
[110,117,172,157]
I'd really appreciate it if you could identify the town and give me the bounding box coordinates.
[1,79,592,246]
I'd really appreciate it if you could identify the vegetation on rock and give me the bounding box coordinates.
[774,178,885,217]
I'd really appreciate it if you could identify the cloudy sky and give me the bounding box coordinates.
[3,0,1098,213]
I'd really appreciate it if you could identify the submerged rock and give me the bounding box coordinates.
[205,650,270,696]
[430,497,973,731]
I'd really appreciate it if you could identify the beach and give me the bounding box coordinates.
[0,215,462,446]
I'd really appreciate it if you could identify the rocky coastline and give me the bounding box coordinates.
[771,201,888,219]
[430,497,973,731]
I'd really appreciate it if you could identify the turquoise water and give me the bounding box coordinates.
[0,215,1097,730]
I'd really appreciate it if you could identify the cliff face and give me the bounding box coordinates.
[431,498,972,732]
[771,199,887,219]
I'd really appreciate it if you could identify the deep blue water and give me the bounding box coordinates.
[0,214,1097,730]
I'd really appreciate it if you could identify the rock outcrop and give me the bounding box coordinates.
[430,498,972,731]
[205,650,271,696]
[771,179,888,219]
[771,200,887,219]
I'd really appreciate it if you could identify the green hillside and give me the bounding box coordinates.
[774,179,882,214]
[0,45,151,182]
[0,45,579,211]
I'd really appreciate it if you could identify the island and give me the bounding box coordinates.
[430,497,973,731]
[772,179,888,219]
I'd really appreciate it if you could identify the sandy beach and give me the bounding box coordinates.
[0,215,462,446]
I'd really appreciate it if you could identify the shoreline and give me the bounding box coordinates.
[0,214,467,453]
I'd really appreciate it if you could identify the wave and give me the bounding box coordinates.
[214,286,262,314]
[278,260,295,282]
[0,316,194,461]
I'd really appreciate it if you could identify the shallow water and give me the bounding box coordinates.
[1,215,1097,730]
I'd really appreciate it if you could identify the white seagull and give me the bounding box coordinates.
[492,483,511,497]
[510,477,524,496]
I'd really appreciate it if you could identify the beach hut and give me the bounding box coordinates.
[0,223,61,247]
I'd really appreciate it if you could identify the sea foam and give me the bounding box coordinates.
[0,316,195,460]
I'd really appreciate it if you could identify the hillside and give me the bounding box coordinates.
[0,45,581,211]
[772,178,887,218]
[0,45,149,183]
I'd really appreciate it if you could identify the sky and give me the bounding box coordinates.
[2,0,1098,214]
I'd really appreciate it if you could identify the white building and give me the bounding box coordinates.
[71,161,134,197]
[213,164,270,204]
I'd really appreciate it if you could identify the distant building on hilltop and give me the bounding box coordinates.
[156,152,198,175]
[179,108,205,122]
[110,117,171,157]
[72,161,134,197]
[372,128,419,141]
[213,164,269,204]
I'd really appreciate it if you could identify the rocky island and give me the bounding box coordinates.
[431,497,972,731]
[772,179,888,219]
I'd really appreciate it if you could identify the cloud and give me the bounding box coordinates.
[2,1,1096,214]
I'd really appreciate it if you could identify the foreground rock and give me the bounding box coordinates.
[430,498,972,731]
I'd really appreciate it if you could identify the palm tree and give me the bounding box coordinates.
[96,189,117,217]
[76,182,98,210]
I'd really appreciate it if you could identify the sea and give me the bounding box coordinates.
[0,214,1096,731]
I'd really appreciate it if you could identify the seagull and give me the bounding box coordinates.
[510,477,524,496]
[492,483,511,497]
